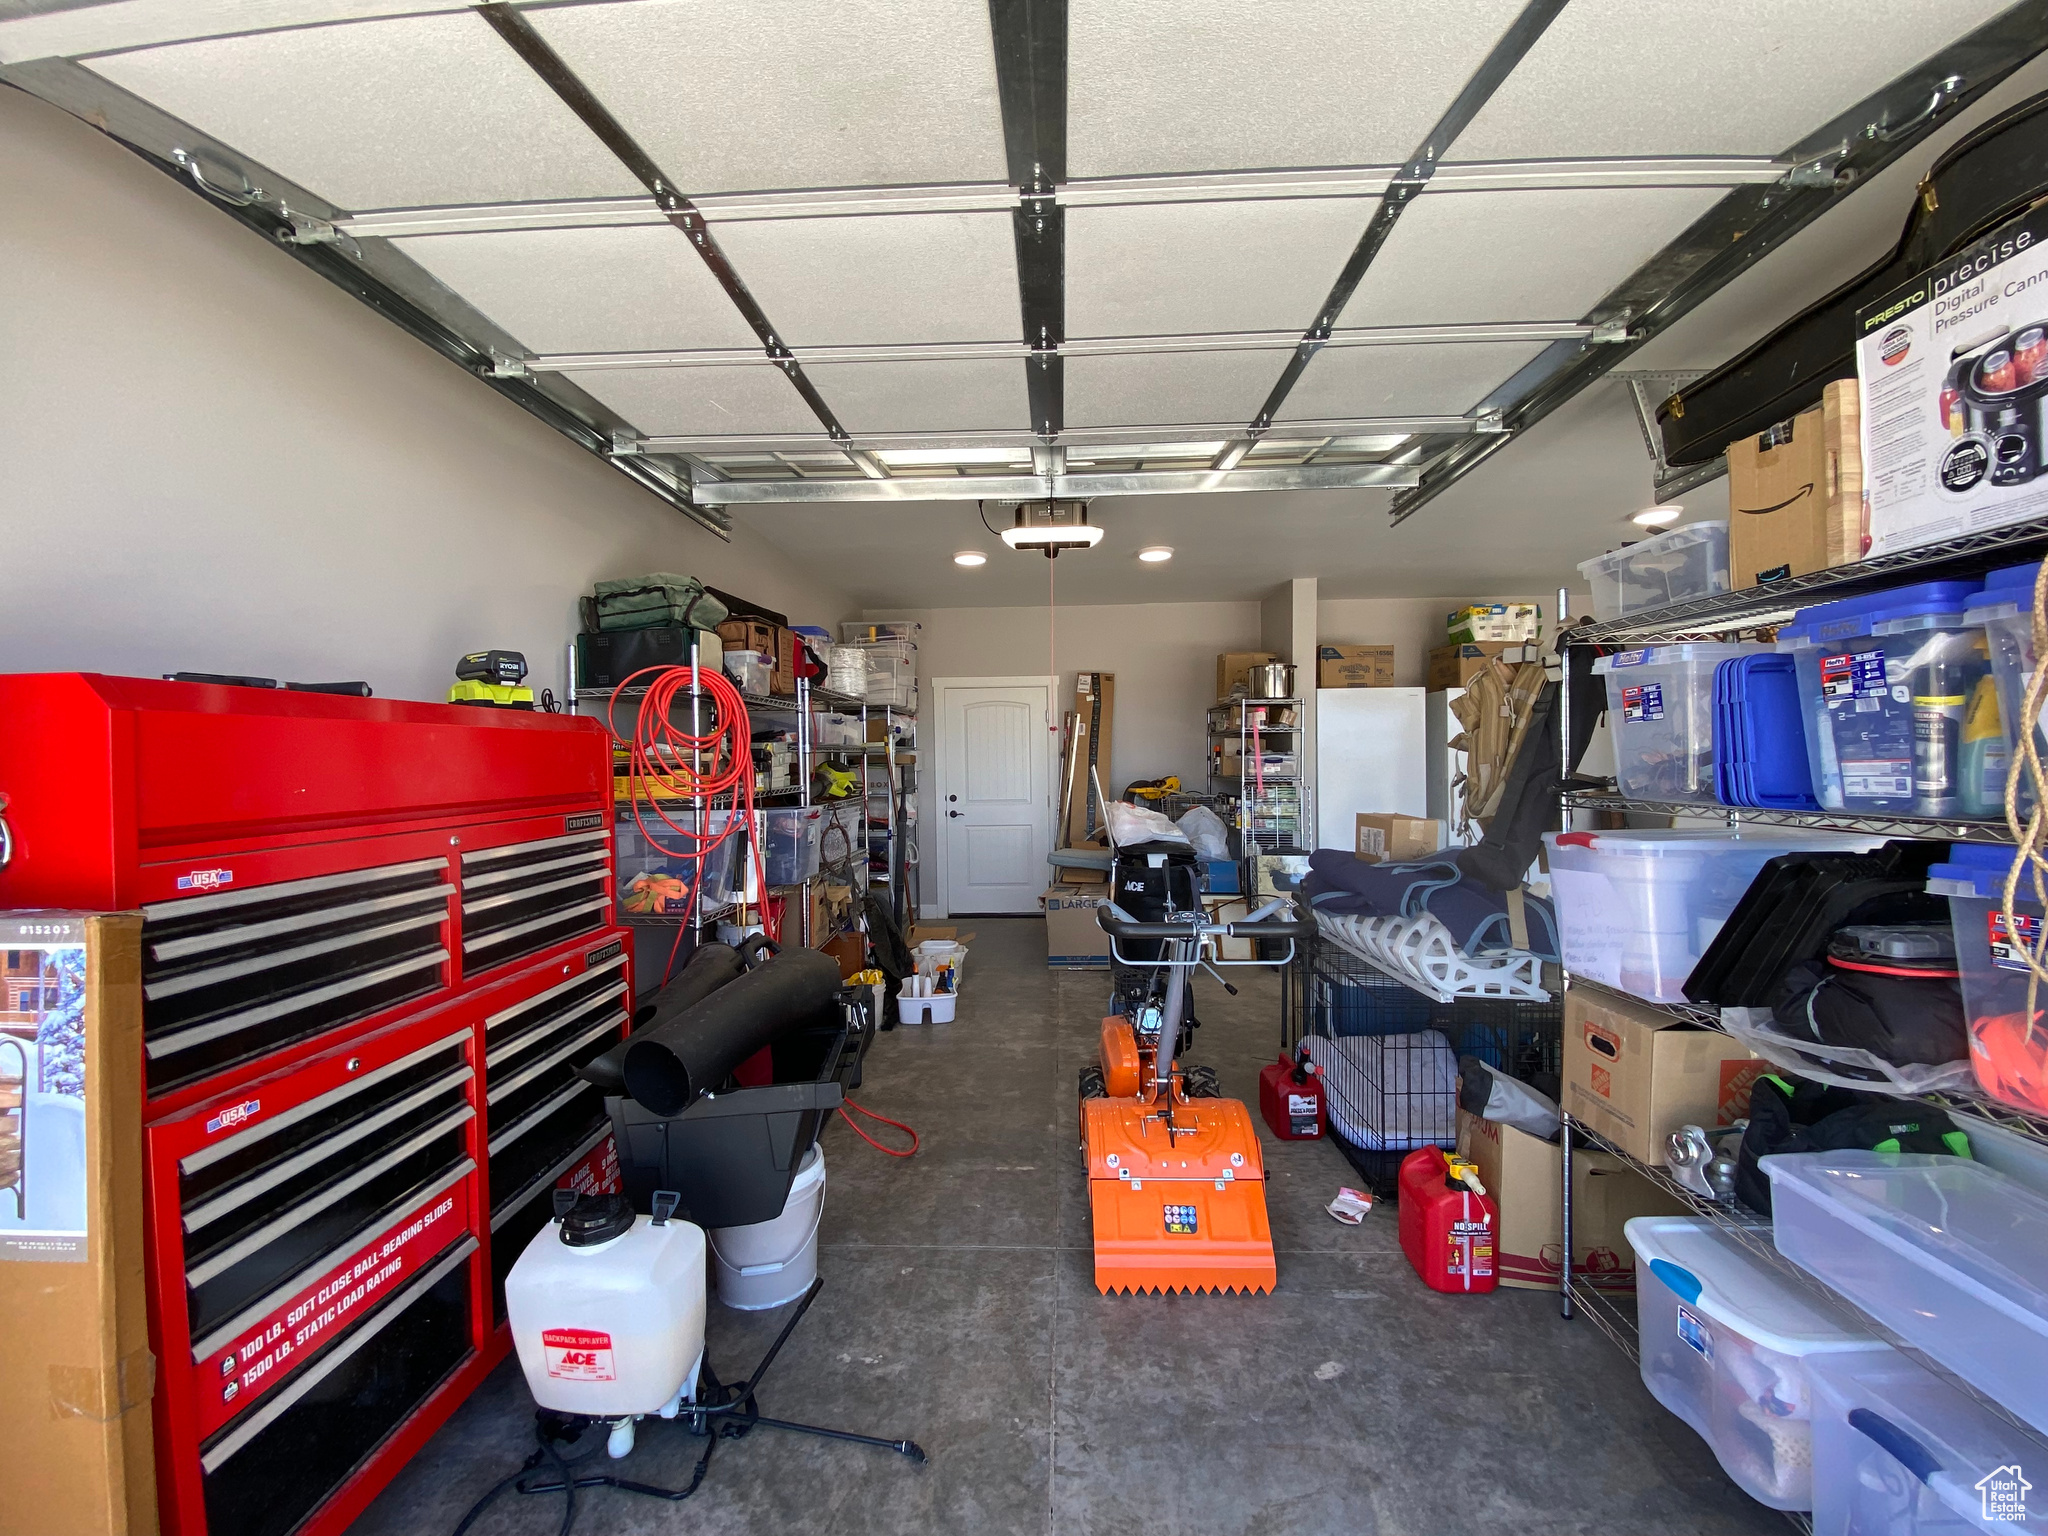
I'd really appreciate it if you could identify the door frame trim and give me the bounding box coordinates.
[931,675,1059,919]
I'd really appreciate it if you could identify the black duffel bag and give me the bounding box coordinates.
[1734,1073,1973,1215]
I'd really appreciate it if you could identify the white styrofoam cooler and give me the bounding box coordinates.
[709,1145,826,1310]
[1626,1216,1890,1510]
[1810,1350,2040,1536]
[1764,1152,2048,1439]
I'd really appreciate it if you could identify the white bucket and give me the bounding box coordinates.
[897,990,956,1024]
[708,1146,826,1310]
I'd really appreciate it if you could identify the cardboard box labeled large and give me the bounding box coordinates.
[1317,643,1396,688]
[1457,1109,1690,1290]
[1042,885,1110,968]
[1564,988,1763,1165]
[1726,380,1863,585]
[1355,813,1442,863]
[1216,652,1278,701]
[1859,204,2048,556]
[0,913,157,1536]
[1427,642,1532,691]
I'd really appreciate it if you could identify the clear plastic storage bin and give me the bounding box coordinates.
[757,807,824,888]
[1626,1216,1890,1511]
[1970,560,2039,818]
[723,650,771,695]
[1577,521,1731,621]
[1596,642,1769,803]
[1763,1152,2048,1438]
[1928,843,2048,1117]
[840,621,920,644]
[863,651,915,708]
[1866,594,2002,819]
[812,711,864,747]
[615,813,739,917]
[1809,1350,2039,1536]
[1545,828,1880,1003]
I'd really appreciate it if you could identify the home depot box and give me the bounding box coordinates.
[1042,885,1110,968]
[1859,204,2048,556]
[1725,380,1863,584]
[1456,1109,1690,1291]
[1563,987,1763,1165]
[0,912,157,1536]
[1317,643,1396,688]
[1355,813,1443,863]
[1216,652,1279,701]
[1427,642,1532,691]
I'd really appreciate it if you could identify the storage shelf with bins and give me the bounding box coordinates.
[1207,696,1309,856]
[1552,521,2048,1526]
[569,640,904,947]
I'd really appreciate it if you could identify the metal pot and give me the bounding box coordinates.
[1249,661,1294,698]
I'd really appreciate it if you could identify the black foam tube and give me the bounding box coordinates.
[622,948,844,1115]
[579,942,745,1093]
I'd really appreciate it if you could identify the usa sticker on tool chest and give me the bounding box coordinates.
[543,1328,616,1381]
[1163,1205,1198,1236]
[1620,683,1664,722]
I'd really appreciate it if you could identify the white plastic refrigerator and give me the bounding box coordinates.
[1314,688,1427,852]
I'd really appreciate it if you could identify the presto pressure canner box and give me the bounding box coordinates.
[1859,205,2048,557]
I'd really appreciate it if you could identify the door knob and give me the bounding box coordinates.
[948,810,961,818]
[947,794,957,802]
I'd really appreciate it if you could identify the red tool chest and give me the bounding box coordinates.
[0,675,632,1536]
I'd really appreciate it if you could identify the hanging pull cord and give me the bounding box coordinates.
[838,1098,919,1157]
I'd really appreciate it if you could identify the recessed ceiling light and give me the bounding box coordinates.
[1632,505,1683,528]
[1137,546,1174,563]
[953,550,987,567]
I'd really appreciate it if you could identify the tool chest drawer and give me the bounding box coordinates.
[141,855,455,1102]
[460,828,612,978]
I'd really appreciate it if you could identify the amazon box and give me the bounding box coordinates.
[1725,380,1862,586]
[0,913,157,1536]
[1457,1110,1690,1291]
[1564,987,1763,1165]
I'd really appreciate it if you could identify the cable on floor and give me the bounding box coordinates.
[837,1097,919,1157]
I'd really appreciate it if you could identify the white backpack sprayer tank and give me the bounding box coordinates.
[506,1189,706,1458]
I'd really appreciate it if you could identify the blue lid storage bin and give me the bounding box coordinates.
[1713,654,1820,810]
[1596,643,1769,804]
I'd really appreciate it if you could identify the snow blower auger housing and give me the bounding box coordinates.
[1082,890,1312,1295]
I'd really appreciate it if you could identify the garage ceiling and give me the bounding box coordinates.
[1,0,2043,538]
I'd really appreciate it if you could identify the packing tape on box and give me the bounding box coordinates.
[49,1348,156,1422]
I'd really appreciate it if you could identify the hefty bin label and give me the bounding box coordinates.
[1677,1304,1714,1361]
[1619,682,1664,722]
[1820,650,1888,703]
[1990,910,2045,973]
[543,1329,617,1381]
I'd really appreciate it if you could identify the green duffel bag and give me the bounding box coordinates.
[589,573,728,632]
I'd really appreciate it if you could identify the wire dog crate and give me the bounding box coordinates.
[1291,934,1561,1196]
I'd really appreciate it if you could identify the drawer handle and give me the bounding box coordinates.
[1648,1258,1702,1305]
[1848,1409,1942,1485]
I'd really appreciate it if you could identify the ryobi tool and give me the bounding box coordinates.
[449,649,535,708]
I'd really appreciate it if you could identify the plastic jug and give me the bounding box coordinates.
[1397,1146,1499,1294]
[506,1191,708,1421]
[1258,1048,1324,1140]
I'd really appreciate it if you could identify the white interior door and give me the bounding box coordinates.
[937,679,1053,915]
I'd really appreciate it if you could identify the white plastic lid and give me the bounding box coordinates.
[1546,829,1883,859]
[1593,641,1765,674]
[1624,1216,1883,1355]
[1761,1153,2048,1335]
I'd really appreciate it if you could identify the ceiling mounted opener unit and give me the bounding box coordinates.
[999,500,1103,558]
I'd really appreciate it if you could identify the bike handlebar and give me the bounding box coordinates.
[1094,904,1316,943]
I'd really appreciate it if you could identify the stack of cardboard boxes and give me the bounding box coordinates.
[1427,603,1542,692]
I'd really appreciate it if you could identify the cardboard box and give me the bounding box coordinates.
[1563,988,1763,1165]
[1042,885,1110,968]
[1447,603,1540,644]
[1859,204,2048,557]
[1316,643,1396,688]
[1726,382,1862,585]
[1456,1109,1690,1291]
[0,912,158,1536]
[1354,813,1443,863]
[1216,652,1279,701]
[1427,642,1532,691]
[1062,673,1115,846]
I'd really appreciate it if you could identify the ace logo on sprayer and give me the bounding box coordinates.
[541,1328,617,1381]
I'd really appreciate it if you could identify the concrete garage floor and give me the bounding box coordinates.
[357,919,1783,1536]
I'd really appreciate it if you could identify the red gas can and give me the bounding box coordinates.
[1258,1049,1324,1139]
[1397,1147,1499,1294]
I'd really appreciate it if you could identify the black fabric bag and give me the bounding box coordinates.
[1767,960,1969,1076]
[862,892,913,1029]
[1734,1073,1973,1214]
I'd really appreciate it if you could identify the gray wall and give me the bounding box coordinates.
[0,89,853,702]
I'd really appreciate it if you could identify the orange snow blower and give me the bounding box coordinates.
[1081,894,1312,1294]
